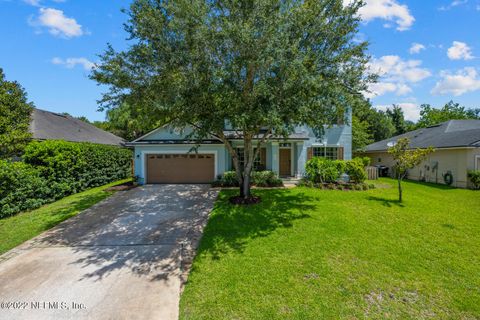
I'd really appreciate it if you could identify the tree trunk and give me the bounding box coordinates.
[398,177,403,202]
[241,134,255,199]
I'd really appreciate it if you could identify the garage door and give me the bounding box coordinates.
[146,153,215,184]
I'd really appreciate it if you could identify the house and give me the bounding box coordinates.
[30,108,124,146]
[363,120,480,189]
[127,116,352,184]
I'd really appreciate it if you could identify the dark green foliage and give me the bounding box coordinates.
[305,158,342,183]
[468,170,480,190]
[351,99,395,151]
[305,157,368,184]
[251,171,283,187]
[345,158,367,183]
[213,171,282,188]
[91,0,373,198]
[0,161,50,217]
[417,101,480,128]
[0,69,33,159]
[0,141,132,218]
[386,105,408,136]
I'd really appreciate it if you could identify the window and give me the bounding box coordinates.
[234,148,266,170]
[313,147,338,160]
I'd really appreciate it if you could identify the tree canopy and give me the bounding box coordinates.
[92,0,373,198]
[416,101,480,128]
[0,68,33,159]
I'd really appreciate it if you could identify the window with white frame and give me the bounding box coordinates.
[235,148,266,170]
[313,147,338,160]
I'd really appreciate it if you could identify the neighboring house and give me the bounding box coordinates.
[127,115,352,184]
[363,120,480,189]
[30,108,124,146]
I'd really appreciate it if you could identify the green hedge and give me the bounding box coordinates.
[0,161,51,217]
[305,157,367,184]
[213,171,283,187]
[0,140,132,218]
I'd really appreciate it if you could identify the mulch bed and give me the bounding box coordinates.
[105,181,138,192]
[229,195,262,205]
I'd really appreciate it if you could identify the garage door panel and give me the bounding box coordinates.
[146,154,215,183]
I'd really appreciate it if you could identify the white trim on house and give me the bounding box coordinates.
[131,125,169,143]
[140,149,218,183]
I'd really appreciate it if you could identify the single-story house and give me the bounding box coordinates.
[127,118,352,184]
[363,120,480,189]
[30,108,124,146]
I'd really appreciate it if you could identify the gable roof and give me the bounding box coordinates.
[365,120,480,152]
[127,124,310,145]
[30,108,125,146]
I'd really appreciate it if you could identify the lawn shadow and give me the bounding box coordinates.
[367,196,405,208]
[195,189,317,261]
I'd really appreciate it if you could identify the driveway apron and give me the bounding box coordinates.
[0,184,218,320]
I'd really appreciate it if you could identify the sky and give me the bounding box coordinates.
[0,0,479,122]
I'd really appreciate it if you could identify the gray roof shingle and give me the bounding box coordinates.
[365,120,480,152]
[30,108,125,146]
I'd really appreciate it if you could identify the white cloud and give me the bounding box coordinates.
[439,0,468,11]
[23,0,66,6]
[365,55,431,98]
[409,43,426,54]
[52,57,94,70]
[23,0,41,6]
[447,41,474,60]
[375,103,421,122]
[431,67,480,96]
[369,55,431,83]
[30,8,83,38]
[344,0,415,31]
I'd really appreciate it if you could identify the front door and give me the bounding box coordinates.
[279,149,291,177]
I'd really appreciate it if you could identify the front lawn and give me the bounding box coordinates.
[0,179,131,255]
[180,178,480,319]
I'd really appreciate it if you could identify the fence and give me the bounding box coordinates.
[366,166,378,180]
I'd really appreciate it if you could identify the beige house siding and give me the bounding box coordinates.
[366,147,480,189]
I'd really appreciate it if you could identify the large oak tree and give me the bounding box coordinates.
[92,0,373,199]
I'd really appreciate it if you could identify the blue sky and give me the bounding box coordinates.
[1,0,479,122]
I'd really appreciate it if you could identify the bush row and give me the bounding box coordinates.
[305,157,370,184]
[298,180,375,191]
[213,171,283,187]
[468,170,480,189]
[0,140,132,218]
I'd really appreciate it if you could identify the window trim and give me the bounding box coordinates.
[312,146,339,160]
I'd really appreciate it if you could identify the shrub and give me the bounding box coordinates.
[0,140,132,218]
[345,159,367,183]
[251,171,283,187]
[354,156,371,167]
[24,140,132,198]
[305,157,341,183]
[214,170,283,187]
[0,161,51,218]
[468,170,480,189]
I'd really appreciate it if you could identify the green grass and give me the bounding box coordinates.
[180,178,480,319]
[0,179,130,255]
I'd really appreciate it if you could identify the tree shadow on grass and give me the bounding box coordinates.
[195,189,317,260]
[367,196,405,208]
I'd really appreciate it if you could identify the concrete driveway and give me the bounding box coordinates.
[0,184,218,320]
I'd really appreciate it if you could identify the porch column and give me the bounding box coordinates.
[296,142,305,177]
[271,142,279,175]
